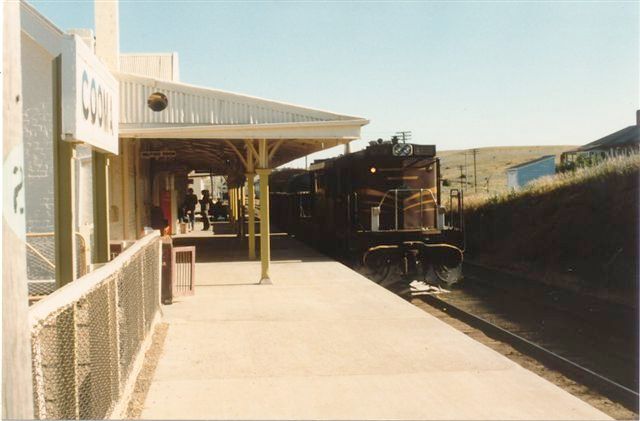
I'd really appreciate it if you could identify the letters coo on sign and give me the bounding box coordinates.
[62,35,119,154]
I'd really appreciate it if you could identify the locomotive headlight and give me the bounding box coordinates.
[369,166,377,174]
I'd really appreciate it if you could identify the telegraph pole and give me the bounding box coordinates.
[473,148,478,193]
[459,165,464,191]
[395,131,412,143]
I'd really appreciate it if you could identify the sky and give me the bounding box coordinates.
[31,0,639,166]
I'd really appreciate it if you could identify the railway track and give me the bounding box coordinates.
[415,291,639,412]
[359,262,639,418]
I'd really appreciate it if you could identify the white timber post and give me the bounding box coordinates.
[134,140,143,238]
[121,140,130,240]
[257,139,272,283]
[2,1,35,416]
[92,151,110,262]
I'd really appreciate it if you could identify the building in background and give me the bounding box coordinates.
[506,155,556,190]
[560,111,640,169]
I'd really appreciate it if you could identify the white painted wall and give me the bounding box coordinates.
[109,140,154,241]
[21,33,55,235]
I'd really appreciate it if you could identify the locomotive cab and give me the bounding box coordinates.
[271,140,465,286]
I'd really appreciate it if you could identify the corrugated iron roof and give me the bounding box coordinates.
[117,71,365,128]
[576,125,639,152]
[506,155,555,171]
[120,53,180,82]
[116,71,368,175]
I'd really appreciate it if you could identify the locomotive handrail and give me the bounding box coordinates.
[376,188,438,230]
[376,188,437,209]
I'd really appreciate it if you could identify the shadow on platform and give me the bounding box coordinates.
[171,221,330,264]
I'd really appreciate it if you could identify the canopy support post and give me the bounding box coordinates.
[245,141,256,260]
[246,175,256,260]
[257,138,271,283]
[229,187,237,223]
[92,151,110,263]
[53,54,77,287]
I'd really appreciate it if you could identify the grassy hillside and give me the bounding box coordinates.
[438,145,575,199]
[463,155,640,305]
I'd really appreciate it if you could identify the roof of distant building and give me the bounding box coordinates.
[575,125,639,152]
[507,155,556,171]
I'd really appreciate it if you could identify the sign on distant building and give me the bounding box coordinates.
[61,35,119,154]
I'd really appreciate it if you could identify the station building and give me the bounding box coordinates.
[6,1,367,417]
[19,0,368,292]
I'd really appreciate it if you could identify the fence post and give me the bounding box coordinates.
[31,337,47,418]
[157,237,162,307]
[55,304,79,419]
[139,248,146,333]
[107,279,121,407]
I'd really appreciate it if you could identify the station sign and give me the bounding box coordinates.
[141,150,176,159]
[61,35,119,154]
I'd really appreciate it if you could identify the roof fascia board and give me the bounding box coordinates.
[119,119,368,140]
[21,1,70,56]
[121,52,175,57]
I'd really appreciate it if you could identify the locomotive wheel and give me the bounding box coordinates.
[434,263,463,287]
[363,254,393,283]
[368,259,392,283]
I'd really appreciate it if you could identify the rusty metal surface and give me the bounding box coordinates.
[172,246,195,297]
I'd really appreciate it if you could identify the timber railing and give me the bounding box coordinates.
[29,231,162,419]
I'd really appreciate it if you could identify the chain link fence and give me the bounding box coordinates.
[27,233,90,298]
[29,232,161,419]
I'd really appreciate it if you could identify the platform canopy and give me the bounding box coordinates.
[116,71,369,174]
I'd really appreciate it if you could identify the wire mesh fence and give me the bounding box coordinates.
[27,233,90,298]
[29,232,161,419]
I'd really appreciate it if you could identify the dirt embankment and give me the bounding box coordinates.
[464,162,639,306]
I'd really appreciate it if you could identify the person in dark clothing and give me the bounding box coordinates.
[182,188,198,230]
[212,198,224,220]
[200,190,213,230]
[150,206,169,234]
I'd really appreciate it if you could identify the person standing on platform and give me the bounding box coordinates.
[182,188,198,230]
[200,190,212,231]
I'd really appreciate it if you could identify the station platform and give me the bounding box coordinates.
[141,224,609,420]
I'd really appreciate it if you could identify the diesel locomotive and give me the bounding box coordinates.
[270,139,465,286]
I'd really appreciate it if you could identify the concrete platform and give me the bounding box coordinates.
[141,226,609,420]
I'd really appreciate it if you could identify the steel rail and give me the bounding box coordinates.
[415,293,639,412]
